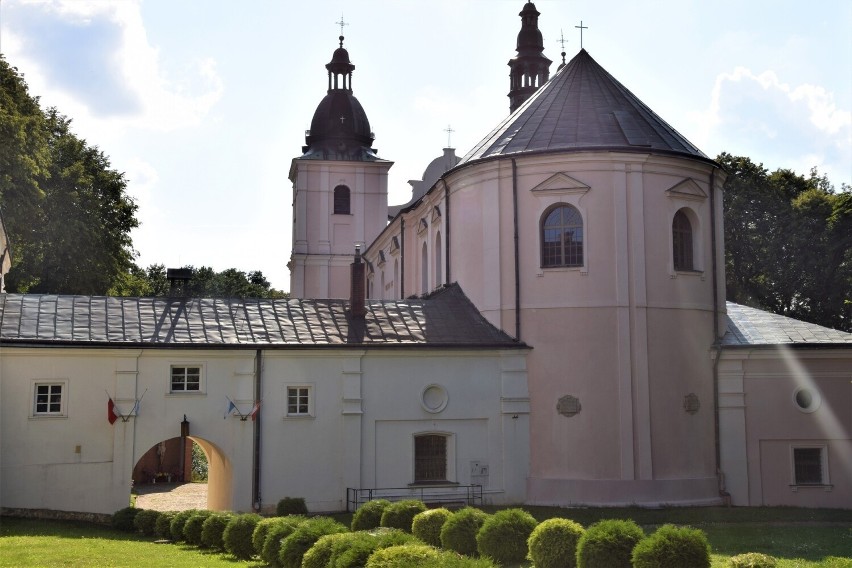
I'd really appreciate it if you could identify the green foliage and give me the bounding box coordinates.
[132,509,160,536]
[223,513,262,560]
[111,506,140,532]
[330,528,420,568]
[575,518,641,568]
[418,553,497,567]
[278,516,348,568]
[200,512,233,550]
[169,509,199,542]
[276,496,308,516]
[183,510,214,546]
[412,507,452,547]
[631,524,711,568]
[352,499,392,531]
[476,507,537,565]
[155,511,177,539]
[528,517,586,568]
[727,552,779,568]
[380,499,427,533]
[365,544,441,567]
[302,532,351,568]
[261,516,307,567]
[113,263,288,299]
[191,442,208,482]
[440,507,490,557]
[253,517,287,556]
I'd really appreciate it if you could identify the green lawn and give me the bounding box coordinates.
[1,507,850,567]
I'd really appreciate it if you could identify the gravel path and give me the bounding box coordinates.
[134,482,208,511]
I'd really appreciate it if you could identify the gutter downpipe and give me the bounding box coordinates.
[444,180,451,285]
[400,219,405,298]
[512,159,521,340]
[252,348,263,511]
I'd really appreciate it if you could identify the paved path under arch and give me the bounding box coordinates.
[134,482,208,511]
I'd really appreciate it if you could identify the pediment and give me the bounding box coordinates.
[530,173,590,195]
[665,178,707,201]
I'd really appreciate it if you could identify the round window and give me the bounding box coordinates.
[420,384,449,413]
[793,387,820,413]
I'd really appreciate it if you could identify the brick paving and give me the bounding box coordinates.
[134,482,208,511]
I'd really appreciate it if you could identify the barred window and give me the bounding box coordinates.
[287,386,311,416]
[171,366,201,392]
[414,434,447,483]
[673,209,694,271]
[542,205,584,268]
[333,185,350,215]
[34,383,63,415]
[794,447,824,485]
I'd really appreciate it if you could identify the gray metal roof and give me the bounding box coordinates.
[0,284,521,349]
[459,49,710,166]
[723,302,852,347]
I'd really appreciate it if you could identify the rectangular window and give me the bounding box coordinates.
[415,434,447,483]
[171,366,201,392]
[34,383,64,415]
[794,447,824,485]
[287,386,311,416]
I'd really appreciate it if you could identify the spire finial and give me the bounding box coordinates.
[575,20,589,49]
[444,124,455,148]
[557,29,567,67]
[336,14,348,37]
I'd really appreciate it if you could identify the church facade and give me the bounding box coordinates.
[1,3,850,518]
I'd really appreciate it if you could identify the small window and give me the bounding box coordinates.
[541,205,584,268]
[287,386,312,417]
[414,434,447,483]
[793,447,824,485]
[171,366,201,392]
[34,383,64,416]
[672,209,694,271]
[333,185,350,215]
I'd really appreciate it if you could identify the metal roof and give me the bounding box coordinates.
[0,284,521,349]
[723,302,852,347]
[459,49,710,166]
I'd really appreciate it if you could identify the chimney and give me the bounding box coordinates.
[350,246,366,319]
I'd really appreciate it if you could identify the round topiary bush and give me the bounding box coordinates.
[183,510,214,546]
[412,508,452,547]
[112,507,140,532]
[365,544,441,567]
[302,532,353,568]
[440,507,490,557]
[170,509,200,542]
[380,500,427,533]
[631,524,711,568]
[331,528,421,568]
[254,517,288,557]
[261,516,307,567]
[576,518,642,568]
[476,507,538,565]
[728,552,779,568]
[155,511,176,539]
[352,499,392,531]
[528,517,586,568]
[201,512,234,550]
[223,513,262,560]
[276,497,308,516]
[133,509,160,536]
[279,516,348,568]
[419,552,497,567]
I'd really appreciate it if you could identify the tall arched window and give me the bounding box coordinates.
[672,209,694,271]
[333,185,350,215]
[541,205,584,267]
[421,242,428,294]
[434,232,442,288]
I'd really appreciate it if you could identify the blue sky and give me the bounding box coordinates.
[2,0,850,291]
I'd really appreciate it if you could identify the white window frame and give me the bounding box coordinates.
[789,444,831,489]
[285,384,314,418]
[169,364,205,394]
[31,379,68,418]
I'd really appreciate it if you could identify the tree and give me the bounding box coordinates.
[111,264,288,299]
[0,56,139,294]
[720,152,851,331]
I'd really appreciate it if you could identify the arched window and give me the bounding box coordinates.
[672,209,694,271]
[414,434,447,483]
[380,271,385,300]
[434,232,442,288]
[541,205,584,267]
[393,260,399,298]
[421,242,428,294]
[333,185,350,215]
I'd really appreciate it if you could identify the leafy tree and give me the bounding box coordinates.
[719,153,851,331]
[112,263,287,299]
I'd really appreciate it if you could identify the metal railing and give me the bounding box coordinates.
[346,484,483,512]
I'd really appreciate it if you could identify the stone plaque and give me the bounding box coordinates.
[683,393,700,414]
[557,395,581,417]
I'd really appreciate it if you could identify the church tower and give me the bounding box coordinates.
[508,2,552,113]
[289,36,392,299]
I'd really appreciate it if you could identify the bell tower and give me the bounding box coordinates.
[508,2,552,113]
[289,36,393,299]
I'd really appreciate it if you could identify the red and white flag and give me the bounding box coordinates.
[108,397,118,425]
[249,401,261,421]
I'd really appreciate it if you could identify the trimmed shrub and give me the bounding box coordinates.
[576,518,642,568]
[133,509,160,536]
[412,508,452,547]
[366,544,441,567]
[419,552,497,567]
[632,524,711,568]
[201,512,234,550]
[476,507,537,565]
[183,510,214,546]
[111,507,140,532]
[331,528,421,568]
[170,509,200,542]
[223,513,262,560]
[728,552,779,568]
[528,517,586,568]
[276,497,308,516]
[303,532,352,568]
[261,516,309,567]
[155,511,176,539]
[352,499,392,531]
[440,507,489,556]
[254,517,287,556]
[380,499,427,533]
[279,516,348,568]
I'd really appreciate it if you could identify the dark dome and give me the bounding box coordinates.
[302,90,377,161]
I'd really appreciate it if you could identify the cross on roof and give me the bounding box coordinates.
[557,29,568,51]
[444,125,455,148]
[336,14,348,36]
[575,20,589,49]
